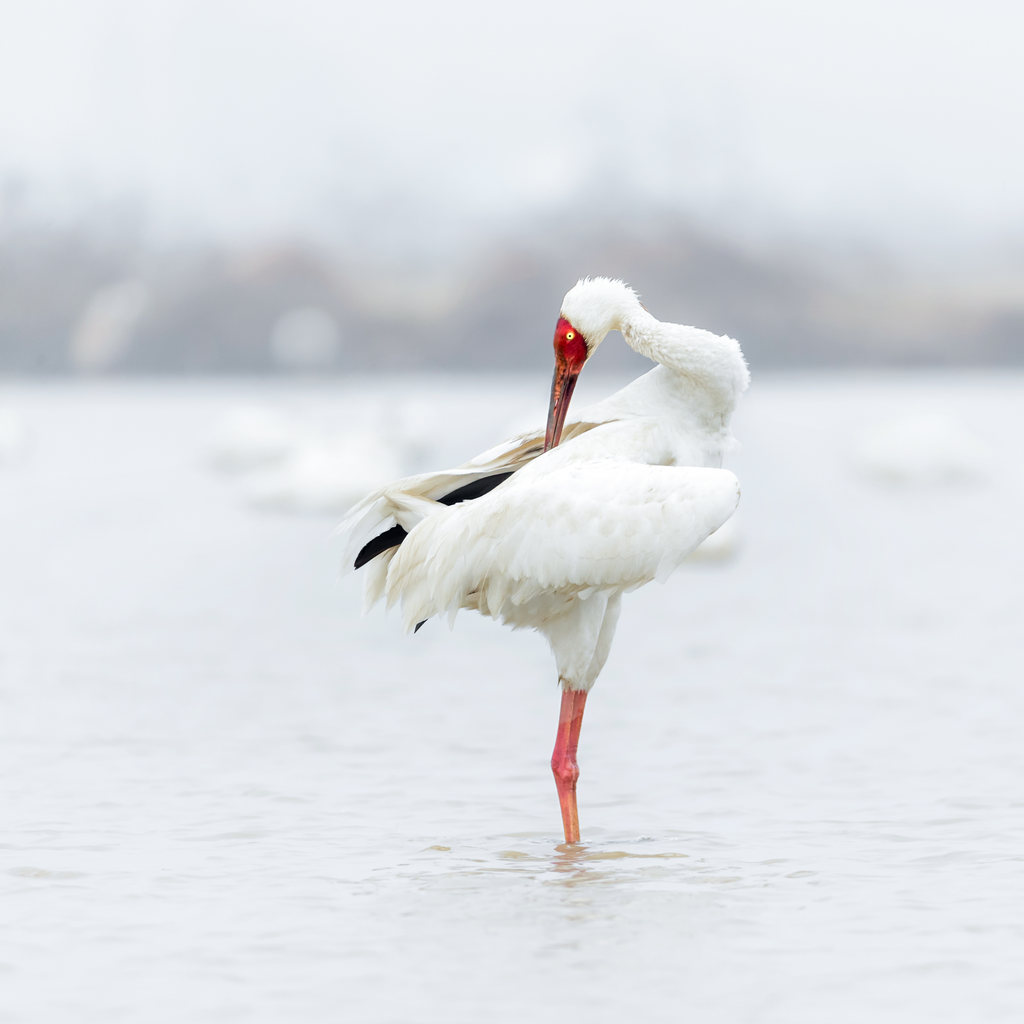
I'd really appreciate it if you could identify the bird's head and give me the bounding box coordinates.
[545,278,639,450]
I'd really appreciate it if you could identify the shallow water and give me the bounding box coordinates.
[1,373,1022,1022]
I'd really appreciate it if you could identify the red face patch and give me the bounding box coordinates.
[554,317,587,370]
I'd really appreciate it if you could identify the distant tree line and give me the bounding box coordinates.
[1,201,1021,374]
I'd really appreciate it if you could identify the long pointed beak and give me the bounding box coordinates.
[544,361,580,451]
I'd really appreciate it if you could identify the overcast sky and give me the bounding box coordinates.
[2,0,1022,260]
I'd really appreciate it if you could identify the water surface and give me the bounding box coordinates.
[1,374,1021,1022]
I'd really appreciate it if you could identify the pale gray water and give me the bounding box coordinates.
[0,374,1022,1023]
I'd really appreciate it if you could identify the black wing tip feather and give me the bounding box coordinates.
[436,471,514,506]
[353,523,407,570]
[352,470,517,570]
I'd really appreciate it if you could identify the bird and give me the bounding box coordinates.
[338,277,749,844]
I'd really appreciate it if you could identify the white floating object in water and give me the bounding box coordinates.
[69,280,149,371]
[0,409,29,463]
[853,412,991,487]
[208,405,301,473]
[244,434,404,514]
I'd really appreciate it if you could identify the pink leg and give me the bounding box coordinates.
[551,687,588,844]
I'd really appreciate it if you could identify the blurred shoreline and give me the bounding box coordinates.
[4,366,1024,389]
[3,198,1022,377]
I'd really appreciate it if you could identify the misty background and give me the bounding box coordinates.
[4,6,1024,1021]
[2,0,1022,375]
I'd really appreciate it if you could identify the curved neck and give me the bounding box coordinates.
[619,307,750,407]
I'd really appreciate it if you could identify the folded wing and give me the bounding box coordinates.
[337,421,605,576]
[384,462,740,632]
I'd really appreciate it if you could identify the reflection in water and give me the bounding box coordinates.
[547,841,691,888]
[408,834,701,893]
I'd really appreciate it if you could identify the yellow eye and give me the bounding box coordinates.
[565,331,575,341]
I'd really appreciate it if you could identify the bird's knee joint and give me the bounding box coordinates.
[551,756,580,788]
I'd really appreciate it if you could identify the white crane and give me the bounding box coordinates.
[339,278,750,843]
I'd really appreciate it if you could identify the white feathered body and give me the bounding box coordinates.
[339,300,748,691]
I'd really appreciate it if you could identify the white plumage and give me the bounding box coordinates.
[386,457,740,634]
[338,277,749,843]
